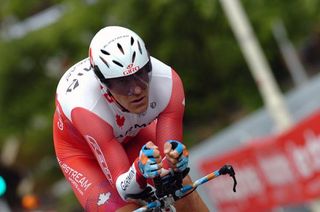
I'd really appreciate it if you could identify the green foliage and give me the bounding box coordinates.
[0,0,64,21]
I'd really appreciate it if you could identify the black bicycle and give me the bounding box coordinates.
[127,164,237,212]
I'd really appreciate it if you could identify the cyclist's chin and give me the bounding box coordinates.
[130,105,148,114]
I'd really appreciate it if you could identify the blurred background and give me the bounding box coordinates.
[0,0,319,211]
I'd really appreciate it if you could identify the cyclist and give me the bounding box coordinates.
[53,26,208,211]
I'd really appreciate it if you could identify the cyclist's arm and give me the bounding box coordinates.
[71,108,147,200]
[155,70,209,211]
[156,69,185,153]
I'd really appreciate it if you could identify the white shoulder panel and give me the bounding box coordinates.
[56,58,113,123]
[148,56,173,114]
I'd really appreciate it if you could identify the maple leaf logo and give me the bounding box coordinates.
[116,114,125,127]
[97,192,111,206]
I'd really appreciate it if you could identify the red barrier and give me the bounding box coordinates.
[200,110,320,211]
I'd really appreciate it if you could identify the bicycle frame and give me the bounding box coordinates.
[133,164,237,212]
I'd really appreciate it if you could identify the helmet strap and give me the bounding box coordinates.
[106,89,129,113]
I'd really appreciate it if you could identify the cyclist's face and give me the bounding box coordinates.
[107,68,150,114]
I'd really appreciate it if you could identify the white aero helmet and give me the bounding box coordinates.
[89,26,150,82]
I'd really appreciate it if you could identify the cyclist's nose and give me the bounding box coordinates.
[132,85,143,95]
[128,77,148,95]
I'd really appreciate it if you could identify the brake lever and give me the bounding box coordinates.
[219,164,237,192]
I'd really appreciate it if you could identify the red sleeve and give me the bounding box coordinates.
[71,108,131,185]
[156,69,185,153]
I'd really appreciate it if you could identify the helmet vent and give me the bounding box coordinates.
[112,60,124,67]
[117,43,124,54]
[137,41,142,54]
[99,56,110,68]
[100,49,110,55]
[130,37,135,46]
[132,51,136,63]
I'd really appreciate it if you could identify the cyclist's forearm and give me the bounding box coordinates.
[115,159,147,200]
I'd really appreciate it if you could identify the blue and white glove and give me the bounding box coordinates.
[164,140,189,172]
[138,141,162,178]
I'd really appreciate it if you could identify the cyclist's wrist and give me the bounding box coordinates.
[116,162,147,201]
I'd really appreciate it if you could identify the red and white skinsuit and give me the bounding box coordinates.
[53,56,185,211]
